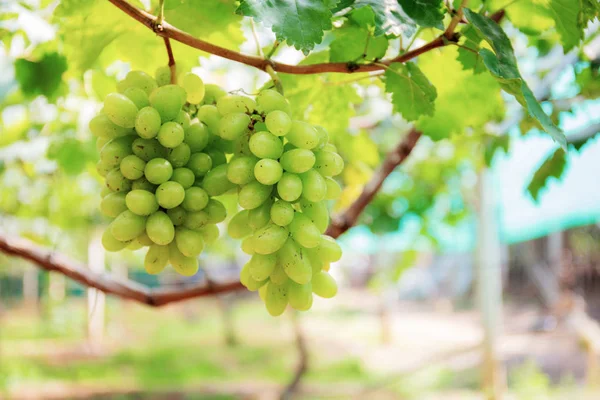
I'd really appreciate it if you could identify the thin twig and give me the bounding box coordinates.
[250,20,264,57]
[163,37,176,84]
[266,40,280,59]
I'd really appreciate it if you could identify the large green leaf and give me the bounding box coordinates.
[397,0,444,29]
[237,0,333,54]
[549,0,582,51]
[464,8,567,149]
[15,52,67,100]
[329,24,388,62]
[333,0,416,37]
[526,148,567,201]
[385,62,437,122]
[456,25,487,74]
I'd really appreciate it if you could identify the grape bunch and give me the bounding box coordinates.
[91,69,226,276]
[215,89,344,316]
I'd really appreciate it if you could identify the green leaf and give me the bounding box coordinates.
[397,0,444,29]
[484,135,509,166]
[237,0,333,54]
[329,25,388,62]
[526,148,567,201]
[548,0,582,51]
[15,52,67,100]
[456,25,486,74]
[334,0,416,37]
[47,138,96,176]
[576,64,600,99]
[464,8,567,149]
[385,62,437,122]
[581,0,600,28]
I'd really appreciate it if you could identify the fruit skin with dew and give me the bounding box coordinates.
[92,68,344,316]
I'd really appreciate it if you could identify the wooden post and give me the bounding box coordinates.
[475,169,506,400]
[87,229,105,349]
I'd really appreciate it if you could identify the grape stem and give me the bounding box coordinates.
[265,64,284,95]
[107,0,505,75]
[163,37,177,84]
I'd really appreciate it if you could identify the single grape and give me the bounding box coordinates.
[145,158,173,184]
[278,238,312,285]
[181,72,205,104]
[197,105,221,134]
[271,201,295,226]
[202,84,227,104]
[97,160,111,178]
[174,110,190,130]
[106,168,132,192]
[217,95,255,115]
[132,176,157,192]
[286,121,319,150]
[312,271,337,298]
[322,143,337,152]
[100,192,127,218]
[256,89,291,115]
[197,224,219,244]
[313,150,344,177]
[253,224,288,255]
[123,87,149,109]
[183,211,209,229]
[157,121,184,148]
[324,177,341,200]
[132,138,167,161]
[102,228,130,252]
[314,126,329,150]
[202,164,236,196]
[167,206,187,226]
[146,211,175,245]
[218,113,250,140]
[135,106,162,139]
[182,187,209,211]
[149,84,185,122]
[167,143,191,168]
[96,137,110,152]
[120,154,146,180]
[249,131,283,159]
[288,281,313,311]
[265,281,289,316]
[155,65,171,87]
[121,70,157,95]
[156,181,185,209]
[175,227,205,257]
[248,200,272,231]
[184,123,210,152]
[300,169,327,202]
[126,189,159,216]
[289,213,321,248]
[277,172,303,202]
[186,152,212,177]
[300,200,329,233]
[270,264,288,285]
[254,159,283,185]
[279,149,315,174]
[100,135,135,169]
[265,110,292,136]
[169,241,199,276]
[240,262,267,291]
[90,114,130,139]
[228,210,252,239]
[104,93,138,128]
[144,244,169,274]
[317,235,342,263]
[204,199,227,224]
[248,253,277,281]
[111,210,147,242]
[227,156,257,185]
[238,181,272,210]
[171,167,195,189]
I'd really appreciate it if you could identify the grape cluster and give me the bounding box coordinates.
[91,69,226,276]
[216,89,344,316]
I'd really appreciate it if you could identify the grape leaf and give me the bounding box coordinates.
[464,8,567,149]
[548,0,582,51]
[581,0,600,28]
[456,25,486,73]
[333,0,416,37]
[385,62,437,122]
[15,52,67,100]
[329,24,388,62]
[526,148,566,201]
[237,0,333,54]
[47,137,96,176]
[397,0,444,30]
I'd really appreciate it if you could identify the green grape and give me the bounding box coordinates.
[96,137,110,152]
[253,121,267,132]
[167,143,191,167]
[286,121,319,149]
[227,156,257,185]
[271,201,295,227]
[241,236,255,255]
[300,200,329,233]
[175,227,204,257]
[202,84,227,104]
[97,161,112,178]
[144,244,169,274]
[218,113,250,140]
[202,164,236,196]
[240,263,267,291]
[104,93,138,128]
[283,142,296,152]
[270,264,288,285]
[132,138,167,161]
[132,176,157,192]
[314,126,329,150]
[324,177,341,200]
[300,169,327,202]
[280,149,315,174]
[171,167,195,189]
[167,206,187,226]
[197,105,221,134]
[155,65,171,87]
[186,152,212,177]
[157,121,184,148]
[174,110,190,130]
[248,253,277,281]
[90,114,130,139]
[322,143,337,152]
[317,235,342,263]
[182,187,209,211]
[288,281,313,311]
[100,185,112,198]
[254,159,283,185]
[183,211,209,229]
[149,84,185,122]
[156,181,185,209]
[278,239,312,285]
[238,181,272,210]
[228,210,252,239]
[289,213,321,249]
[123,87,149,109]
[233,134,253,156]
[257,89,291,115]
[206,149,227,167]
[277,173,303,202]
[100,135,134,168]
[249,131,283,159]
[147,211,175,245]
[265,110,292,136]
[216,95,255,115]
[204,199,227,223]
[306,246,325,274]
[126,189,159,216]
[312,271,337,298]
[134,106,162,139]
[252,224,288,255]
[136,231,154,247]
[121,70,157,95]
[169,241,199,276]
[265,281,289,316]
[145,158,173,184]
[127,239,144,251]
[184,123,210,152]
[111,210,146,242]
[314,150,344,177]
[102,228,130,252]
[100,192,127,218]
[120,154,146,180]
[248,200,272,231]
[181,72,205,104]
[106,168,132,192]
[197,224,219,244]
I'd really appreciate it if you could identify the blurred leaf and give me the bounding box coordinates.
[237,0,333,54]
[484,135,509,166]
[464,8,567,149]
[47,138,96,176]
[581,0,600,28]
[526,148,567,201]
[15,52,67,99]
[333,0,416,37]
[397,0,444,29]
[329,24,388,62]
[549,0,582,51]
[501,0,554,36]
[576,63,600,99]
[385,62,437,122]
